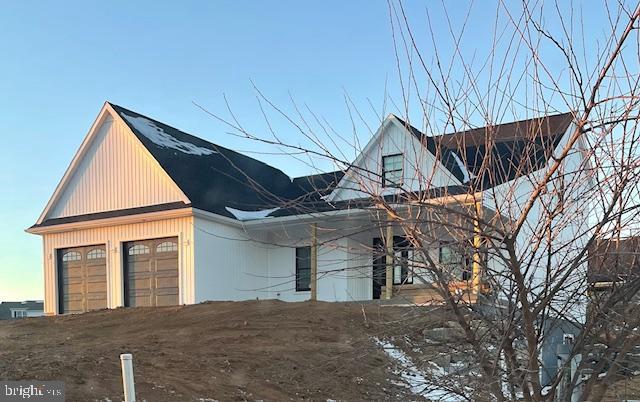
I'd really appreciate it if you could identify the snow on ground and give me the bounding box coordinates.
[375,338,462,401]
[225,206,280,221]
[121,112,216,156]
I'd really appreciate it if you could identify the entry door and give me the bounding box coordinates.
[58,245,108,314]
[124,237,179,307]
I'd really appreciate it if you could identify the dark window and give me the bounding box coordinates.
[296,247,311,291]
[382,154,403,187]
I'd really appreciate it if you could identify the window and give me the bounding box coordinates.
[393,240,413,285]
[439,244,472,280]
[11,310,27,318]
[128,245,150,256]
[87,248,106,259]
[382,154,403,187]
[296,247,311,291]
[62,251,81,262]
[563,333,575,345]
[156,241,178,253]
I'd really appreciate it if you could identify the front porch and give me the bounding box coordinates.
[241,192,501,304]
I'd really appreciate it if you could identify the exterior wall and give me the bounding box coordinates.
[193,216,374,302]
[482,125,592,310]
[41,215,195,315]
[193,216,270,302]
[346,232,373,301]
[329,119,461,202]
[46,116,188,220]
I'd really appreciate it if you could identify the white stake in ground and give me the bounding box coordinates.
[120,353,136,402]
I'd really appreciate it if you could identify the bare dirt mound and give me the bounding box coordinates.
[0,300,431,401]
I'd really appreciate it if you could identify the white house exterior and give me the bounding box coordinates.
[28,102,583,315]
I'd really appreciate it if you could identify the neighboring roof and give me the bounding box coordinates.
[0,301,44,320]
[392,113,574,189]
[588,237,640,284]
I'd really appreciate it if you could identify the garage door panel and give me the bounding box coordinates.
[87,282,107,294]
[87,299,107,311]
[125,237,179,308]
[156,294,178,306]
[128,261,152,273]
[58,245,107,314]
[156,276,178,290]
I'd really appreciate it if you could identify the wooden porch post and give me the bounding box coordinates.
[472,198,483,293]
[310,223,318,301]
[385,221,394,300]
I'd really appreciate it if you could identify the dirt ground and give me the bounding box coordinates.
[0,300,440,401]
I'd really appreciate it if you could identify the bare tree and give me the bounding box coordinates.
[199,1,640,401]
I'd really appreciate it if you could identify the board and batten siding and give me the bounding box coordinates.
[41,216,195,314]
[46,116,188,220]
[328,118,462,202]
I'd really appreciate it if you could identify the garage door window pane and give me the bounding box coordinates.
[156,242,178,253]
[87,249,106,259]
[62,251,81,262]
[128,245,150,255]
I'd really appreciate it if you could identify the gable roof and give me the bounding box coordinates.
[391,113,573,189]
[111,103,306,219]
[31,104,575,227]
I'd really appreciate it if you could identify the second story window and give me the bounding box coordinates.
[382,154,403,187]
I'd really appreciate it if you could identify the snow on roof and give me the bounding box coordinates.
[225,206,280,221]
[451,151,473,184]
[121,112,217,156]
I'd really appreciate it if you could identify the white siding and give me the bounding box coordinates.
[46,116,188,220]
[346,233,373,301]
[193,217,369,302]
[482,125,591,311]
[193,216,270,302]
[329,119,461,202]
[41,215,195,315]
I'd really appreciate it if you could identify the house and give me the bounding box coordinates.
[0,301,44,319]
[27,102,588,315]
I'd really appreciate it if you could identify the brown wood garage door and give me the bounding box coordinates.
[58,245,108,314]
[124,237,179,307]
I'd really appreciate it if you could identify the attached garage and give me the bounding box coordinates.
[124,237,179,307]
[57,245,108,314]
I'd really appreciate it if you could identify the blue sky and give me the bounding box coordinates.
[0,1,621,301]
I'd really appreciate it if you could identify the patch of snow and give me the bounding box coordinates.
[375,338,460,401]
[225,206,280,221]
[450,151,474,184]
[121,113,216,156]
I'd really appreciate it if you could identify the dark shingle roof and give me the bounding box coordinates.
[34,105,574,226]
[392,113,574,189]
[111,103,298,219]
